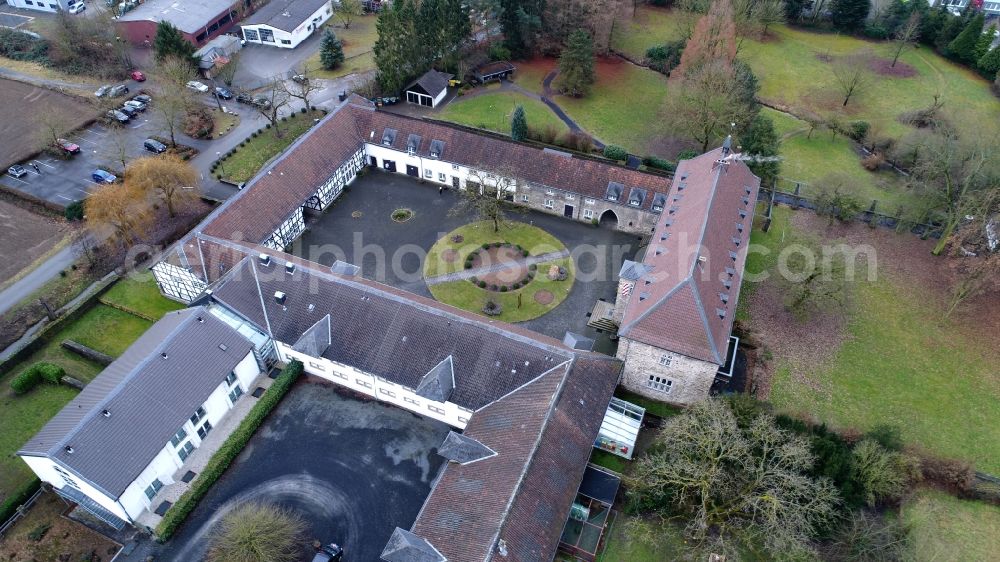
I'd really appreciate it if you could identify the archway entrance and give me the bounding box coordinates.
[598,209,619,229]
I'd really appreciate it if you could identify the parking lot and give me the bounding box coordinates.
[1,114,161,206]
[152,379,450,562]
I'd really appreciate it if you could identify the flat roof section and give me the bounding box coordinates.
[118,0,235,34]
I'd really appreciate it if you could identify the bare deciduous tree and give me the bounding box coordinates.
[832,51,874,107]
[891,12,921,68]
[449,166,523,232]
[126,155,200,217]
[104,125,130,173]
[944,189,1000,316]
[334,0,362,29]
[625,399,839,558]
[666,59,756,152]
[216,51,241,87]
[244,78,292,138]
[281,64,321,111]
[154,56,196,147]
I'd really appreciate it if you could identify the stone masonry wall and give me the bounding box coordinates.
[616,338,717,406]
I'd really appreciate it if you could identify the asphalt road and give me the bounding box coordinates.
[0,243,76,316]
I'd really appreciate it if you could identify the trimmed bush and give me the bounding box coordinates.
[464,262,472,269]
[156,361,304,541]
[643,156,676,172]
[35,362,64,384]
[529,264,537,271]
[603,145,628,161]
[676,149,699,160]
[521,249,529,257]
[478,280,487,288]
[499,285,509,292]
[300,107,307,114]
[10,365,43,394]
[481,243,490,249]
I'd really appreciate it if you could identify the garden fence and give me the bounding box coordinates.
[0,485,44,539]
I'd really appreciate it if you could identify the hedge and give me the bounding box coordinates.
[155,360,304,541]
[602,145,628,161]
[643,156,676,172]
[0,478,40,527]
[10,363,63,394]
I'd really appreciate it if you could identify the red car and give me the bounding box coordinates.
[130,70,146,82]
[56,138,81,154]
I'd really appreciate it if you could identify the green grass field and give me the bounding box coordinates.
[428,257,574,323]
[218,110,325,184]
[438,90,569,136]
[424,221,566,277]
[0,303,154,499]
[902,489,1000,562]
[610,5,695,61]
[305,16,379,79]
[100,275,185,320]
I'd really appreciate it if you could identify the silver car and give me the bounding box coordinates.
[94,85,111,97]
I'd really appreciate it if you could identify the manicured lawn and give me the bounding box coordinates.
[556,57,670,154]
[609,5,695,62]
[765,108,917,210]
[613,388,682,420]
[428,257,574,323]
[208,108,240,139]
[0,304,153,500]
[740,25,1000,140]
[100,274,185,320]
[424,221,566,277]
[438,90,569,136]
[217,110,325,184]
[305,17,379,79]
[902,489,1000,562]
[589,450,628,474]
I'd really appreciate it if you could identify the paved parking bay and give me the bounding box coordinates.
[0,12,32,28]
[0,117,157,205]
[153,380,450,562]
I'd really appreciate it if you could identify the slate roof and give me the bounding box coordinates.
[118,0,234,34]
[437,431,496,465]
[618,146,760,364]
[210,253,573,410]
[19,308,255,497]
[405,70,454,98]
[243,0,330,32]
[410,355,621,562]
[415,356,455,403]
[382,528,446,562]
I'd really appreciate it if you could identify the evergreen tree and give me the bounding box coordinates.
[830,0,870,31]
[739,114,781,185]
[977,42,1000,77]
[500,0,543,59]
[319,29,345,70]
[947,12,985,65]
[920,5,949,47]
[152,21,196,65]
[974,24,996,62]
[555,29,595,97]
[510,104,528,141]
[374,0,422,93]
[784,0,807,22]
[936,9,971,53]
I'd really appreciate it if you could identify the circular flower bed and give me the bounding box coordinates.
[391,208,414,222]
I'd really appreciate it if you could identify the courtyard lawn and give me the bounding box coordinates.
[217,110,325,184]
[424,221,566,277]
[208,108,240,140]
[765,108,918,210]
[609,5,695,62]
[428,257,575,323]
[100,275,185,320]
[438,90,569,136]
[739,26,1000,140]
[902,489,1000,562]
[0,304,153,501]
[305,17,379,79]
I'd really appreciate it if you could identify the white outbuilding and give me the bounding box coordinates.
[240,0,333,49]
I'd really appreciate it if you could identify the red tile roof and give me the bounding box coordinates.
[619,148,760,364]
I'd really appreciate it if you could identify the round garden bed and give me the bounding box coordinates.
[391,208,414,222]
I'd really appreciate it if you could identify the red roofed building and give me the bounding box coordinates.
[613,140,760,405]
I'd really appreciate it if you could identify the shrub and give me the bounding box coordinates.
[499,285,509,292]
[643,156,676,172]
[10,367,43,394]
[470,276,479,284]
[64,200,84,221]
[482,243,490,249]
[603,145,628,161]
[156,361,304,541]
[489,284,498,291]
[464,262,472,269]
[482,300,502,316]
[848,120,870,142]
[920,456,974,495]
[676,149,699,160]
[0,479,40,527]
[512,281,521,289]
[529,264,537,271]
[300,107,307,114]
[34,362,65,384]
[488,43,511,62]
[59,270,67,278]
[861,152,884,171]
[528,123,560,144]
[851,439,919,507]
[266,123,272,129]
[478,280,487,288]
[27,523,51,542]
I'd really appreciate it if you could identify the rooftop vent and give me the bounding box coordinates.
[638,292,650,301]
[739,209,748,218]
[678,182,686,191]
[274,291,286,305]
[716,308,727,319]
[64,446,74,454]
[219,343,228,351]
[101,409,111,418]
[160,352,168,359]
[698,255,707,263]
[196,316,204,323]
[308,303,315,312]
[285,262,295,274]
[258,253,271,266]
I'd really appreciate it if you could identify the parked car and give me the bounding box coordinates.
[130,70,146,81]
[311,543,343,562]
[252,97,271,109]
[108,84,129,97]
[124,99,146,112]
[91,169,116,184]
[214,86,233,100]
[186,80,209,93]
[56,138,81,154]
[94,85,111,97]
[291,74,308,84]
[106,109,130,124]
[132,94,152,104]
[235,92,253,104]
[119,104,138,118]
[143,139,167,153]
[68,2,86,14]
[7,165,27,178]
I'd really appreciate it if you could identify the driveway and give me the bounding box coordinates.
[149,380,450,562]
[294,171,641,339]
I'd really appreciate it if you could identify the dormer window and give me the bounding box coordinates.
[381,128,397,146]
[716,308,727,319]
[652,205,663,212]
[719,293,729,304]
[429,139,444,158]
[608,194,618,202]
[732,236,741,247]
[739,209,748,218]
[736,222,744,232]
[678,182,686,191]
[629,198,640,207]
[729,251,738,262]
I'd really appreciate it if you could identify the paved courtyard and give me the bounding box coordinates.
[153,380,450,562]
[293,171,641,339]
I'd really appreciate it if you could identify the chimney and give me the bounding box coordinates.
[258,253,271,266]
[285,262,295,274]
[722,135,732,157]
[274,291,286,305]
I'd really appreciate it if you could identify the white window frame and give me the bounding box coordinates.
[544,199,554,209]
[438,172,446,182]
[659,353,673,367]
[647,375,673,394]
[424,168,433,178]
[521,194,529,202]
[583,209,594,219]
[144,478,163,500]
